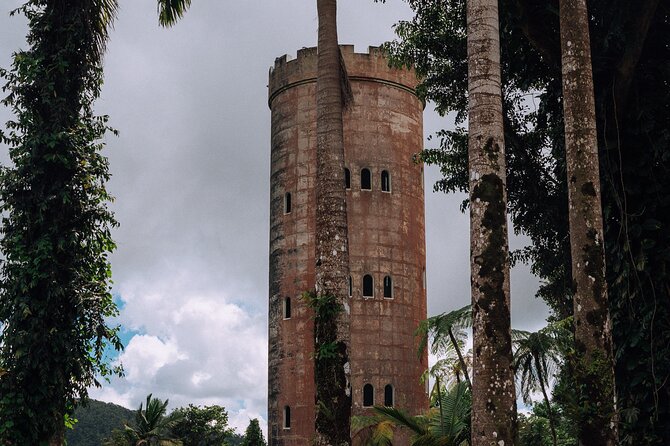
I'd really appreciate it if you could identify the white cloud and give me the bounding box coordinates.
[90,273,268,436]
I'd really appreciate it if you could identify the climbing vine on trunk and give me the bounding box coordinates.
[0,2,122,444]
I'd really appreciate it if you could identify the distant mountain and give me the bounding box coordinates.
[65,399,133,446]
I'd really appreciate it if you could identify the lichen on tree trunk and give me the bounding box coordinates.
[559,0,618,444]
[314,0,351,445]
[466,0,517,445]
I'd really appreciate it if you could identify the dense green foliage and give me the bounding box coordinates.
[518,402,577,446]
[171,404,235,446]
[0,1,122,443]
[353,381,471,446]
[384,1,670,443]
[65,400,134,446]
[102,396,240,446]
[241,419,266,446]
[120,394,182,445]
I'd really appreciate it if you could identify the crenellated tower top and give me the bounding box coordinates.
[268,45,420,108]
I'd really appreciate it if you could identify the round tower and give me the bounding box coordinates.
[268,45,428,446]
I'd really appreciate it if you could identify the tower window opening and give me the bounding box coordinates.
[384,384,394,406]
[345,168,351,189]
[363,384,374,407]
[363,274,374,298]
[381,170,391,192]
[361,168,372,190]
[284,192,292,214]
[283,297,291,319]
[283,406,291,429]
[348,276,353,297]
[383,276,393,298]
[423,269,426,289]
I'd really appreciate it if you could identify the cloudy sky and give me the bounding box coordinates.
[0,0,549,436]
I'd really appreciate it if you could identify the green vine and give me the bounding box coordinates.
[0,2,122,444]
[301,290,350,445]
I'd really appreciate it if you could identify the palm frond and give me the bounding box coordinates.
[373,406,428,436]
[157,0,192,27]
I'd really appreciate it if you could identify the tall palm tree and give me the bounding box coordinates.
[558,0,618,444]
[123,394,183,446]
[313,1,352,445]
[465,0,517,442]
[513,326,564,446]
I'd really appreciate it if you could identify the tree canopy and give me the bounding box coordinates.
[384,0,669,442]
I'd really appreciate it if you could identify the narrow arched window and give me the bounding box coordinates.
[361,168,371,190]
[383,276,392,298]
[283,406,291,429]
[381,170,391,192]
[363,274,374,298]
[284,192,292,214]
[363,384,374,407]
[345,168,351,189]
[348,276,353,297]
[283,297,291,319]
[423,269,426,289]
[384,384,394,406]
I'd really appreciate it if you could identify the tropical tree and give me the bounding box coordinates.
[416,304,472,390]
[122,394,182,446]
[0,1,191,444]
[558,0,617,444]
[170,404,233,446]
[242,418,267,446]
[352,381,471,446]
[0,2,122,444]
[465,1,517,441]
[313,0,353,445]
[513,325,565,446]
[382,0,669,442]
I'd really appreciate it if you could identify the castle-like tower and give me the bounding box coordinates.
[268,46,428,446]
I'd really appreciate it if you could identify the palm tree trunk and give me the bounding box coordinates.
[535,357,558,446]
[466,0,517,444]
[314,1,351,445]
[436,375,445,436]
[559,1,617,445]
[448,328,472,390]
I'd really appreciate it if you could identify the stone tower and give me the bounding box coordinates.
[268,45,428,446]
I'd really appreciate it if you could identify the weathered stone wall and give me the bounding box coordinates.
[268,46,428,446]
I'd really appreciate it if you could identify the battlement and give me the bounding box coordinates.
[270,45,384,74]
[268,45,419,107]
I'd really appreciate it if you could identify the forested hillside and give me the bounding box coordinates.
[65,400,133,446]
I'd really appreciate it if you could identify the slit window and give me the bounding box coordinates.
[348,276,353,297]
[345,168,351,189]
[283,297,291,319]
[363,274,374,298]
[363,384,374,407]
[284,192,292,214]
[283,406,291,429]
[384,384,394,406]
[361,168,371,190]
[381,170,391,192]
[383,276,393,298]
